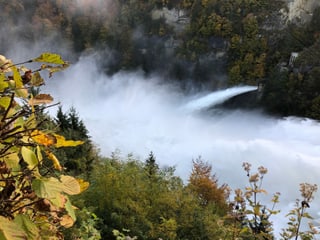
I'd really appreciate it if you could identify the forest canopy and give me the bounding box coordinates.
[1,0,320,119]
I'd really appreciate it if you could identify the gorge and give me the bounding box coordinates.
[44,55,320,235]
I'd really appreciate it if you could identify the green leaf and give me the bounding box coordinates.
[32,176,80,200]
[302,212,313,219]
[0,73,8,92]
[32,53,65,64]
[25,113,37,129]
[21,147,38,170]
[32,177,62,199]
[14,215,40,240]
[0,97,20,118]
[4,152,20,173]
[0,216,27,239]
[0,96,11,110]
[65,196,77,221]
[11,67,29,98]
[240,226,250,234]
[13,116,24,129]
[49,193,66,209]
[254,205,260,215]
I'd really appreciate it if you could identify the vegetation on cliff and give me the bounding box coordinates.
[1,0,319,119]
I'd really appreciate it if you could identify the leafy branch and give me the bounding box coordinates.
[0,52,88,239]
[228,162,280,239]
[280,183,318,240]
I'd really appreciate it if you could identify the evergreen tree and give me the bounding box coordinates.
[145,151,159,178]
[54,106,97,178]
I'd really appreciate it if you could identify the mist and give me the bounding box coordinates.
[1,1,319,237]
[43,55,320,236]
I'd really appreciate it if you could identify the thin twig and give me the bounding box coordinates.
[11,199,43,214]
[1,93,15,123]
[3,60,33,69]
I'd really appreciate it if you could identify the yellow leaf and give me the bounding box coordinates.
[12,66,23,89]
[60,214,75,228]
[15,88,29,98]
[8,79,15,88]
[32,130,57,147]
[32,52,65,64]
[53,134,84,148]
[46,151,62,171]
[36,146,43,164]
[0,216,27,239]
[28,94,53,105]
[77,178,90,193]
[60,175,81,195]
[3,152,20,172]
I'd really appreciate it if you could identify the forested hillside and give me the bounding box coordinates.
[1,0,320,119]
[1,1,320,239]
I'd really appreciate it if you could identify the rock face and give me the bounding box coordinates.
[283,0,320,23]
[151,7,189,33]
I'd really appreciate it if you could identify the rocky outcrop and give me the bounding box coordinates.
[282,0,320,24]
[151,7,189,33]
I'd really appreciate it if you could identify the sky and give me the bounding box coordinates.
[42,55,320,237]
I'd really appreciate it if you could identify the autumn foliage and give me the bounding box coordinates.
[0,53,88,239]
[188,157,229,208]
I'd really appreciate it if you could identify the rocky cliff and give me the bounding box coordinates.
[282,0,320,23]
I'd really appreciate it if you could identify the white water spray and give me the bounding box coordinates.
[183,85,257,112]
[45,56,320,237]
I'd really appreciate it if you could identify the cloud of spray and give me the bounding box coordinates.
[71,0,118,21]
[43,55,320,236]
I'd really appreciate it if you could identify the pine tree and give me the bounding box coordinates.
[54,106,97,178]
[145,151,159,178]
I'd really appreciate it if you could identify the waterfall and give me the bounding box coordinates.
[45,56,320,237]
[183,86,257,112]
